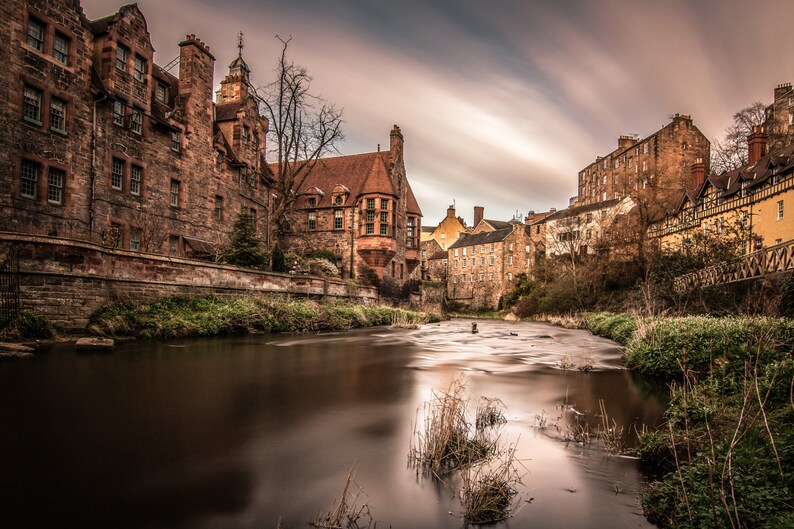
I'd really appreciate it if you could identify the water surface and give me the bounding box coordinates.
[0,318,666,528]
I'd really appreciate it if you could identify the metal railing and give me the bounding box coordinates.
[0,246,20,329]
[674,239,794,293]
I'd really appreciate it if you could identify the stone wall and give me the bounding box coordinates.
[1,233,377,330]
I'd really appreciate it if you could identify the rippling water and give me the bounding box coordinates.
[0,318,666,529]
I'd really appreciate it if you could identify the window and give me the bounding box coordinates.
[454,249,458,257]
[215,151,223,171]
[239,166,248,185]
[23,86,42,123]
[407,217,415,247]
[479,273,484,282]
[242,125,250,144]
[27,17,45,51]
[20,160,39,199]
[380,221,388,236]
[643,143,649,154]
[53,32,70,65]
[113,100,125,126]
[525,244,530,253]
[490,243,494,252]
[130,165,141,196]
[741,211,748,227]
[50,98,66,134]
[462,258,467,268]
[366,198,375,210]
[130,108,143,134]
[381,199,389,210]
[306,197,317,208]
[170,179,180,207]
[171,131,180,152]
[169,235,179,256]
[380,210,389,225]
[130,228,141,251]
[508,243,513,251]
[308,211,317,231]
[480,257,484,266]
[366,209,375,223]
[642,160,648,171]
[489,255,494,266]
[334,195,343,206]
[488,272,493,281]
[778,200,784,220]
[508,256,513,265]
[47,168,64,204]
[507,272,513,281]
[111,158,123,190]
[454,260,458,268]
[463,248,467,256]
[155,82,167,103]
[134,55,146,82]
[214,196,223,220]
[116,44,128,72]
[334,209,343,230]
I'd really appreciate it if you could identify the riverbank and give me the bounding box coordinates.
[534,311,794,528]
[87,295,442,339]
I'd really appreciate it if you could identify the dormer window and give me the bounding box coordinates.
[334,195,343,206]
[307,197,317,207]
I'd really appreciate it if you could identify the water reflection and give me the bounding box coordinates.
[0,320,665,529]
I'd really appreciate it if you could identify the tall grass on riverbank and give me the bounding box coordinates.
[88,295,441,339]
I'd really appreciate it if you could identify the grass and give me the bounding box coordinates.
[88,295,441,339]
[461,444,522,524]
[1,310,56,340]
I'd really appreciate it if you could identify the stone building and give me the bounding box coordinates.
[576,114,710,212]
[278,126,422,284]
[447,217,534,309]
[2,1,272,257]
[763,83,794,153]
[542,197,636,257]
[650,129,794,253]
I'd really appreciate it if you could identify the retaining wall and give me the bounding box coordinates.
[0,233,378,330]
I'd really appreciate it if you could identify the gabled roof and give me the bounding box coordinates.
[542,198,622,223]
[271,151,395,208]
[215,102,242,122]
[89,4,147,36]
[428,250,448,260]
[448,227,513,249]
[481,219,512,230]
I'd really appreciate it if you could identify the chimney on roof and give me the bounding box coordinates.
[389,125,403,169]
[747,125,768,166]
[446,205,456,218]
[775,82,793,100]
[474,206,484,227]
[618,135,637,150]
[549,207,557,213]
[691,158,706,189]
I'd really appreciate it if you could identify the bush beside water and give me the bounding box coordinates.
[88,295,440,339]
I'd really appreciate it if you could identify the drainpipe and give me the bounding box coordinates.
[349,201,356,280]
[89,94,108,236]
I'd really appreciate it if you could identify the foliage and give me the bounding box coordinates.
[781,272,794,317]
[309,248,339,263]
[271,244,287,273]
[307,258,339,277]
[2,310,56,339]
[585,312,637,345]
[220,212,268,268]
[256,36,343,249]
[710,101,766,173]
[88,295,437,339]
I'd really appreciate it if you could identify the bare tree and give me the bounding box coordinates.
[255,36,344,251]
[711,102,766,174]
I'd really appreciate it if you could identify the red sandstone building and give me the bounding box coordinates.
[576,114,710,211]
[2,1,272,257]
[278,126,423,282]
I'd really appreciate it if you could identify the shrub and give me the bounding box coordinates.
[309,248,339,263]
[271,244,287,272]
[3,311,56,339]
[221,212,268,268]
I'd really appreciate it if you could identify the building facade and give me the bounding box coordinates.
[278,126,422,284]
[543,197,636,257]
[576,114,709,212]
[446,219,535,309]
[2,1,272,257]
[650,131,794,253]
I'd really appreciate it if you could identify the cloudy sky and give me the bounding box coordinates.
[81,0,794,226]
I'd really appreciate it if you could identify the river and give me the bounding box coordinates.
[0,318,667,529]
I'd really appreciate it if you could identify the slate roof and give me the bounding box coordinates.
[215,102,242,122]
[672,141,794,213]
[427,250,448,260]
[448,227,513,249]
[542,198,622,223]
[271,151,421,215]
[481,219,512,230]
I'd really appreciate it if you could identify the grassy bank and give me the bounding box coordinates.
[535,312,794,528]
[89,295,441,339]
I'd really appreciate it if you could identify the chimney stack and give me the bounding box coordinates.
[747,125,768,166]
[446,205,455,218]
[474,206,484,227]
[691,158,706,189]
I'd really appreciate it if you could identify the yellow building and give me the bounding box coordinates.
[650,133,794,253]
